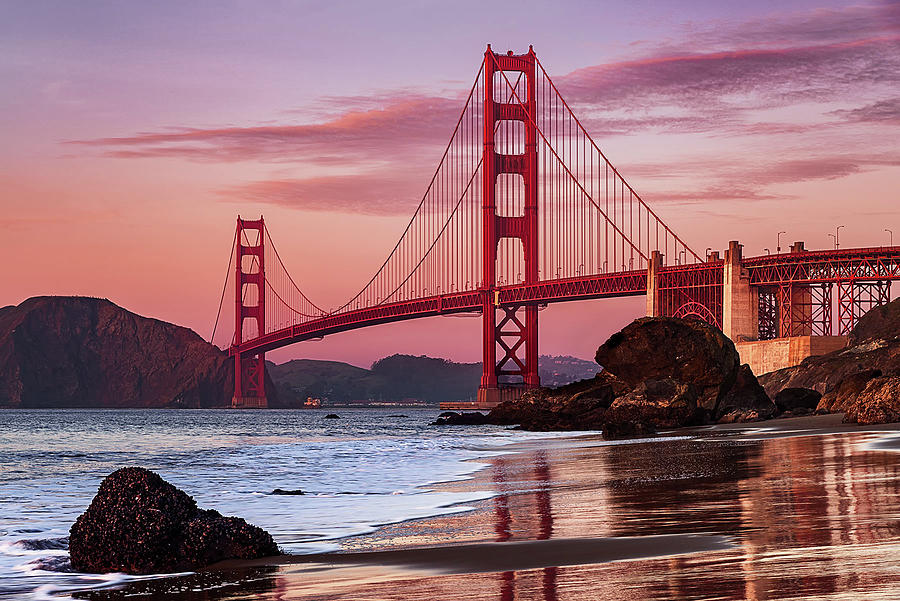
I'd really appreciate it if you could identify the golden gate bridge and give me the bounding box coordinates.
[211,46,900,409]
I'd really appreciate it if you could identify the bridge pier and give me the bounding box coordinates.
[722,241,758,341]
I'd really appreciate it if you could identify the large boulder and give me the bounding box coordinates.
[849,299,900,345]
[489,317,772,433]
[843,376,900,425]
[69,468,279,574]
[594,318,740,414]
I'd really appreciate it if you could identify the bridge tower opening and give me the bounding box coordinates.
[479,45,540,406]
[232,216,267,409]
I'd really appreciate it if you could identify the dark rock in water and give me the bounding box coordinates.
[774,387,822,413]
[324,414,340,419]
[595,317,740,413]
[818,369,882,413]
[603,378,701,435]
[270,488,304,496]
[432,411,490,425]
[716,364,777,421]
[69,467,278,574]
[843,376,900,425]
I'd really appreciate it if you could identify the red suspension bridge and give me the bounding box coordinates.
[212,46,900,409]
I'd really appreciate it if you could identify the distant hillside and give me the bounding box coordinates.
[269,354,599,405]
[0,296,246,408]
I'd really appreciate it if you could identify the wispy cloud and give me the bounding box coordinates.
[67,2,900,214]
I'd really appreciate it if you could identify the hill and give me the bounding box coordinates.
[0,296,243,408]
[268,354,599,405]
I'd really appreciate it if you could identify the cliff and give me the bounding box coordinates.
[0,296,241,408]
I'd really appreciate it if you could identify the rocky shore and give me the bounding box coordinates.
[758,298,900,425]
[439,298,900,435]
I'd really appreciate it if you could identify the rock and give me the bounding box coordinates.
[818,369,882,413]
[758,298,900,402]
[717,409,762,424]
[488,372,624,431]
[432,411,490,425]
[0,296,278,408]
[716,364,777,420]
[843,376,900,425]
[270,488,304,495]
[324,414,340,419]
[773,387,822,413]
[594,317,740,413]
[849,299,900,345]
[69,467,278,574]
[602,420,657,439]
[487,318,771,432]
[602,378,702,435]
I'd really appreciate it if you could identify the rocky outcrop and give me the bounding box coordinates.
[0,296,277,408]
[69,467,278,574]
[488,318,776,435]
[773,387,822,413]
[843,376,900,425]
[758,297,900,424]
[594,318,739,413]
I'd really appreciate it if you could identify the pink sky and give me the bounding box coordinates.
[2,1,898,367]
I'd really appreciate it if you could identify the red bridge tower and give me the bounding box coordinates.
[479,46,540,406]
[232,216,267,408]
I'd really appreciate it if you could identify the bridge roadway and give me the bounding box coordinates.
[231,245,900,358]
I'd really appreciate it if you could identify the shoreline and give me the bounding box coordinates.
[66,413,900,600]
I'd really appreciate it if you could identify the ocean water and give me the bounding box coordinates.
[0,408,574,600]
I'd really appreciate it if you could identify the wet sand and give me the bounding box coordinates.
[73,414,900,600]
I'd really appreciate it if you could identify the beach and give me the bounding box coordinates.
[64,414,900,600]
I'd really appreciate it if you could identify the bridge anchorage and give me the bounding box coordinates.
[215,45,899,409]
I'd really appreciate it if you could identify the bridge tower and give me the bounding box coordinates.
[232,216,267,409]
[479,45,540,406]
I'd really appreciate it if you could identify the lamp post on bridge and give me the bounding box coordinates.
[828,225,845,250]
[886,228,894,247]
[777,231,786,253]
[765,248,770,255]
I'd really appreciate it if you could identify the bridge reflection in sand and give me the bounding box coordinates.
[78,422,900,600]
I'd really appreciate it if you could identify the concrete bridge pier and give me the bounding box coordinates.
[723,241,759,342]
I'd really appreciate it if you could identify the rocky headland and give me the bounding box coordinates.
[0,296,277,408]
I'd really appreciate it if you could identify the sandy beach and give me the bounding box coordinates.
[72,414,900,600]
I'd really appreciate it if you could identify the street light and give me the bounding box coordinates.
[886,229,894,246]
[777,231,786,253]
[827,233,836,249]
[705,247,712,260]
[835,225,845,249]
[764,248,770,255]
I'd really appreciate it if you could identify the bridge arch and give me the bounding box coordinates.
[672,301,720,327]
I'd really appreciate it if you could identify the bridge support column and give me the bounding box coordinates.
[646,250,662,317]
[232,216,267,409]
[478,45,540,407]
[722,240,758,342]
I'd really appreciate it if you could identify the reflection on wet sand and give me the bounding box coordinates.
[77,423,900,600]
